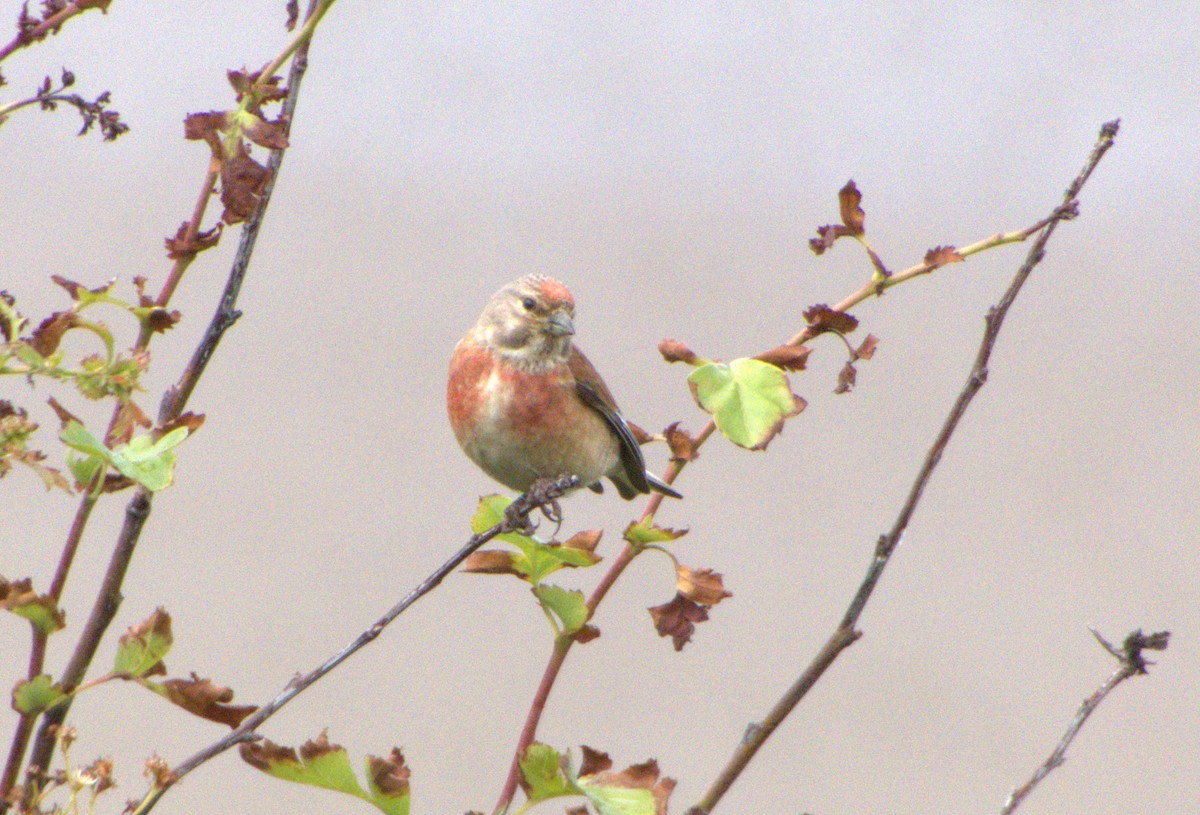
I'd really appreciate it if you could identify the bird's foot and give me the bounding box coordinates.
[505,475,580,535]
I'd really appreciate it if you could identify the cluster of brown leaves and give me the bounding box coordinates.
[810,180,866,254]
[649,564,731,652]
[184,69,290,225]
[0,401,71,491]
[117,609,254,729]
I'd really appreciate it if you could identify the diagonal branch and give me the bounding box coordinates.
[127,476,580,815]
[1000,628,1170,814]
[683,119,1120,815]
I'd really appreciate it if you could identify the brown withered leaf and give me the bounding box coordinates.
[8,449,71,492]
[285,0,299,30]
[834,361,857,395]
[658,338,698,366]
[300,730,342,762]
[225,69,254,98]
[924,245,964,267]
[648,593,708,651]
[109,400,151,446]
[160,674,255,728]
[579,745,612,777]
[241,113,289,150]
[367,748,410,796]
[28,311,79,356]
[50,275,114,300]
[239,738,298,772]
[0,578,66,633]
[144,308,181,334]
[562,529,602,554]
[183,111,227,154]
[461,550,522,576]
[164,222,222,261]
[581,756,675,815]
[855,333,879,361]
[676,566,732,606]
[838,180,865,234]
[754,344,811,372]
[565,807,589,815]
[663,422,698,463]
[220,145,271,224]
[100,473,134,493]
[226,70,287,104]
[803,304,858,335]
[157,412,205,439]
[809,223,849,255]
[572,624,601,644]
[45,396,82,428]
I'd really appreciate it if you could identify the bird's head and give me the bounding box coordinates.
[474,275,577,369]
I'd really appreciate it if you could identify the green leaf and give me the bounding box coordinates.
[533,584,589,635]
[579,783,656,815]
[1,580,67,635]
[109,427,188,491]
[60,420,112,462]
[363,750,412,815]
[470,494,533,546]
[13,675,65,715]
[687,358,806,450]
[66,451,104,491]
[242,734,411,815]
[114,608,173,677]
[520,743,580,803]
[623,519,687,547]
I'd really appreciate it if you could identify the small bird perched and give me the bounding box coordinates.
[447,275,681,500]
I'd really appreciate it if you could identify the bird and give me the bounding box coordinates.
[447,275,681,501]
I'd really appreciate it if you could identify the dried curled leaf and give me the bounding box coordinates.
[754,344,811,371]
[810,180,867,253]
[803,304,858,335]
[658,338,700,366]
[924,245,964,267]
[159,673,256,728]
[838,179,866,234]
[676,566,732,606]
[648,593,709,651]
[663,422,698,463]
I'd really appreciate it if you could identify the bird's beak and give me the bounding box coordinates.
[547,311,575,336]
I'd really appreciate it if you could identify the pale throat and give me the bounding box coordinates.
[481,314,572,373]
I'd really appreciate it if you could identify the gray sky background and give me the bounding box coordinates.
[2,3,1197,814]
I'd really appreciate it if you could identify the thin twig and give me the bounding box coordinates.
[128,476,580,815]
[684,119,1120,815]
[1000,629,1170,814]
[0,2,97,64]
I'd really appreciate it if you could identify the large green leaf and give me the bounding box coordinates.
[687,358,805,450]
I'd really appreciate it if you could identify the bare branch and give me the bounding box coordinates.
[1001,629,1170,814]
[684,119,1121,815]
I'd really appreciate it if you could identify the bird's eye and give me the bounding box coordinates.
[521,296,536,311]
